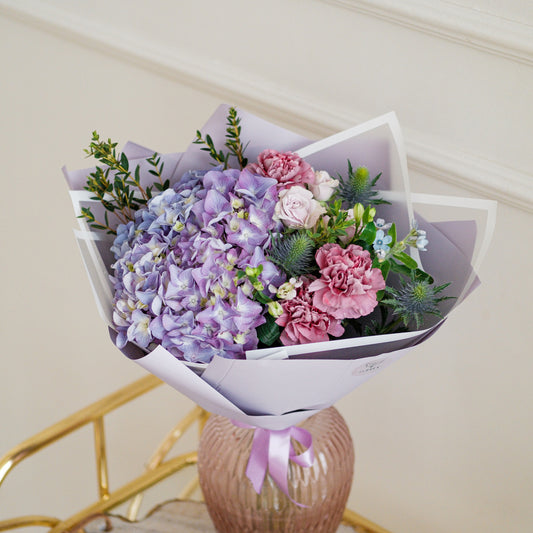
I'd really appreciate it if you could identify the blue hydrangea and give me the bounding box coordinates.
[111,168,285,363]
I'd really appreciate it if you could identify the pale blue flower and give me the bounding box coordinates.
[416,230,429,251]
[375,218,391,231]
[373,229,393,252]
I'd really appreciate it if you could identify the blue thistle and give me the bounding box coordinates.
[382,278,452,329]
[268,232,316,278]
[337,161,388,207]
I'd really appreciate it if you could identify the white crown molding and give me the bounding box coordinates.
[1,0,531,212]
[323,0,533,66]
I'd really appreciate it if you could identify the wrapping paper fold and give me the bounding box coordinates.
[64,105,497,430]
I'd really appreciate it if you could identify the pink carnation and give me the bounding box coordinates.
[247,149,315,189]
[308,243,385,320]
[276,280,344,345]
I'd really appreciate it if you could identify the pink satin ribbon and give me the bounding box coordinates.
[233,422,315,507]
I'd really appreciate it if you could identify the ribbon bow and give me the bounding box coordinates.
[233,422,315,507]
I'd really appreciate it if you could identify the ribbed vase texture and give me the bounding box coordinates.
[198,407,354,533]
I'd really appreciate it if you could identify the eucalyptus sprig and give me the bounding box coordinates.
[145,153,170,199]
[225,107,249,169]
[192,131,227,167]
[193,107,249,169]
[80,132,165,234]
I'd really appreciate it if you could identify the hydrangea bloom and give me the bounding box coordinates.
[111,168,285,363]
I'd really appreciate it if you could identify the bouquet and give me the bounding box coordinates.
[64,104,495,432]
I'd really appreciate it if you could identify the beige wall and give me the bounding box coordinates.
[0,1,531,531]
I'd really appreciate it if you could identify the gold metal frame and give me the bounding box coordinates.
[0,375,390,533]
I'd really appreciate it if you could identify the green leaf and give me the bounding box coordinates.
[354,239,372,251]
[120,152,129,170]
[394,251,418,270]
[379,259,391,281]
[257,315,281,347]
[254,291,271,305]
[370,172,382,187]
[359,221,377,245]
[388,223,397,246]
[389,260,412,277]
[413,268,434,284]
[362,206,373,225]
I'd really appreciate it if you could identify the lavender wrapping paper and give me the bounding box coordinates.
[64,105,496,430]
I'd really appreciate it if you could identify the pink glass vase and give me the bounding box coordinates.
[198,407,354,533]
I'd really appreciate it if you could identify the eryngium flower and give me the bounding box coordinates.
[336,162,388,207]
[382,279,451,330]
[268,232,316,278]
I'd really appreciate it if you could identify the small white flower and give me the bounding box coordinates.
[274,277,303,300]
[376,248,388,261]
[233,333,247,345]
[416,234,429,251]
[231,197,244,210]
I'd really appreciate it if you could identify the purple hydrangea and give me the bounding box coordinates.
[111,167,285,363]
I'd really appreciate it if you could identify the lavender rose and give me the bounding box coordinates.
[274,185,326,229]
[308,243,386,320]
[247,149,315,189]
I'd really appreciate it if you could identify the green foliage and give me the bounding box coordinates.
[193,131,227,167]
[257,314,281,347]
[359,221,377,246]
[269,232,316,278]
[348,305,410,337]
[225,107,249,169]
[79,132,165,234]
[393,251,419,270]
[145,153,170,199]
[308,199,356,246]
[193,106,249,169]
